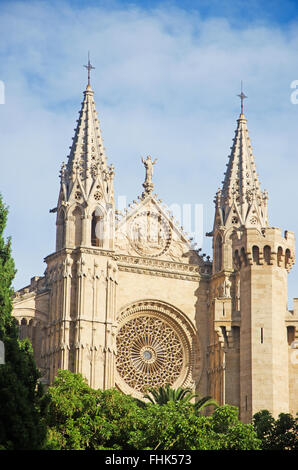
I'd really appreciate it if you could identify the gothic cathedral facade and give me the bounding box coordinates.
[12,80,298,423]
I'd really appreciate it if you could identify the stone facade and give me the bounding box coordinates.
[12,82,298,422]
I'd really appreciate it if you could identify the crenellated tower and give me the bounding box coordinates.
[208,90,295,422]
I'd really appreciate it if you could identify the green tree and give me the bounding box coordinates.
[45,370,260,450]
[0,195,46,450]
[253,409,298,450]
[45,370,141,450]
[128,403,260,450]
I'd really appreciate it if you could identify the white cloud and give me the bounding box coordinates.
[0,1,298,304]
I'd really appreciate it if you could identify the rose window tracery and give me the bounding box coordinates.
[116,315,185,392]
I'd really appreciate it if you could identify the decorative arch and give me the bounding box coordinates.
[72,206,82,247]
[115,299,201,399]
[263,245,271,265]
[214,234,223,272]
[56,208,66,250]
[285,249,291,269]
[277,246,283,267]
[252,245,260,265]
[66,204,83,248]
[91,206,105,247]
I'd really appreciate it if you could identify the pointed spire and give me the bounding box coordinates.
[219,90,268,229]
[60,60,114,204]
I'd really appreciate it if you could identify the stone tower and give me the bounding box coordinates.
[44,80,117,388]
[209,104,295,422]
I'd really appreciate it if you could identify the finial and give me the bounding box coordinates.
[237,80,247,116]
[84,51,95,87]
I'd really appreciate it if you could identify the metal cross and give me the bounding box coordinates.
[84,52,95,86]
[237,81,247,114]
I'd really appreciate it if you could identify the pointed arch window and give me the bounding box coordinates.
[263,245,271,265]
[277,246,283,267]
[285,249,291,269]
[214,234,222,272]
[252,245,260,265]
[56,209,66,250]
[72,207,82,247]
[91,207,105,247]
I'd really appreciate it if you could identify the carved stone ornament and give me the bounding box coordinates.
[128,211,172,257]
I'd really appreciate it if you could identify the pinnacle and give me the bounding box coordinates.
[219,112,268,228]
[59,84,113,204]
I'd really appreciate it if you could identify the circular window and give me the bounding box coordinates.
[116,314,185,392]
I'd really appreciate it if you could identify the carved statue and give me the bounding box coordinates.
[142,156,157,195]
[224,278,231,297]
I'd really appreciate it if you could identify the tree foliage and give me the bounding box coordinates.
[0,195,46,450]
[44,370,141,450]
[141,384,218,414]
[253,409,298,450]
[44,370,261,450]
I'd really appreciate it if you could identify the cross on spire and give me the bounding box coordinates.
[237,80,247,115]
[84,52,95,87]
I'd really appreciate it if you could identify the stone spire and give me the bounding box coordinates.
[58,61,114,206]
[219,107,268,229]
[55,63,115,253]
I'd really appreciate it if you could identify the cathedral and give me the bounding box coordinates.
[12,65,298,423]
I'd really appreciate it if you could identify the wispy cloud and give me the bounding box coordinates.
[1,0,298,303]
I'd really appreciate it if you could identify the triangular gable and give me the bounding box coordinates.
[115,195,202,264]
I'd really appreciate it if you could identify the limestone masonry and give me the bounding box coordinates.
[12,79,298,422]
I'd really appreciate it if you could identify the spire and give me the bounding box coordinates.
[219,89,268,229]
[58,59,114,205]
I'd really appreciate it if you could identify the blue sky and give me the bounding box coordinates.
[1,0,298,306]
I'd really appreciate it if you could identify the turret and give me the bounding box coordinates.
[208,87,295,421]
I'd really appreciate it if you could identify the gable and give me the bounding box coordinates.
[115,196,202,265]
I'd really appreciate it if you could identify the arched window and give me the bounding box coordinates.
[91,207,105,247]
[252,245,260,265]
[72,207,82,247]
[287,326,295,346]
[263,245,271,265]
[56,209,65,250]
[214,234,222,272]
[285,249,291,269]
[277,246,283,267]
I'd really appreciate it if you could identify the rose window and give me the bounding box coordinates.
[116,315,184,392]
